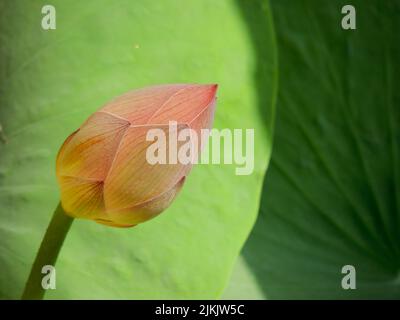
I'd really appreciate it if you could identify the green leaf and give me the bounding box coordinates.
[0,0,277,298]
[225,0,400,299]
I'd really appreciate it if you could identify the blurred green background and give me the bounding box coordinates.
[225,0,400,299]
[0,0,399,299]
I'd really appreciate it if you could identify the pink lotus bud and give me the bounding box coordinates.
[56,84,217,227]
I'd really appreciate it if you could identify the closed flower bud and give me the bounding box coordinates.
[56,84,218,227]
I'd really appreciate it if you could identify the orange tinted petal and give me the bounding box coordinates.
[147,84,217,124]
[58,176,105,219]
[56,112,130,180]
[97,177,185,227]
[104,124,189,211]
[56,128,79,171]
[188,97,217,161]
[100,84,190,124]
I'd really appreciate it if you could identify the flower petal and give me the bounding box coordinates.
[146,84,218,125]
[104,123,190,211]
[58,176,105,219]
[188,96,217,160]
[97,177,185,227]
[56,112,130,180]
[100,84,190,124]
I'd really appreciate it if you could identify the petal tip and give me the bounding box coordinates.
[206,83,218,95]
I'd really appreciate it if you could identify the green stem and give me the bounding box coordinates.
[21,203,73,300]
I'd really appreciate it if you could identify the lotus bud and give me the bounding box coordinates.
[56,84,218,227]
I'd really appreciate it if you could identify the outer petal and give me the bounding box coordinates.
[145,84,217,164]
[58,176,105,219]
[146,84,217,125]
[188,97,217,161]
[56,128,80,170]
[189,96,216,132]
[103,123,190,211]
[56,112,130,180]
[100,84,190,124]
[96,177,185,227]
